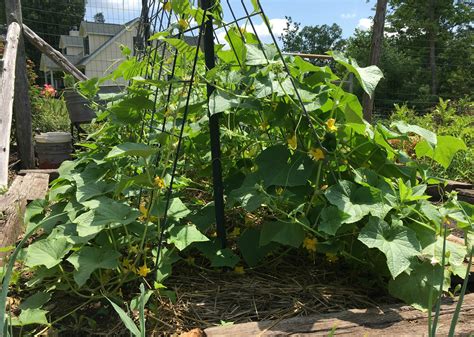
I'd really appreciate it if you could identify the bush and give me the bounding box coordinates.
[389,98,473,182]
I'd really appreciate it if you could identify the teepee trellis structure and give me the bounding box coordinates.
[132,0,324,269]
[1,0,323,268]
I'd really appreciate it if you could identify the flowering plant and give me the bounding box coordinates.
[40,84,57,98]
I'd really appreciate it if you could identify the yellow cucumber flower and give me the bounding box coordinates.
[308,148,325,161]
[229,227,241,237]
[326,253,339,263]
[137,264,151,277]
[178,18,189,30]
[154,176,166,189]
[326,118,337,132]
[303,237,317,253]
[139,203,148,216]
[287,134,297,150]
[234,266,245,275]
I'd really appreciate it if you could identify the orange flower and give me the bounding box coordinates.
[41,84,56,97]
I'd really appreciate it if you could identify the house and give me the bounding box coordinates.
[40,18,140,89]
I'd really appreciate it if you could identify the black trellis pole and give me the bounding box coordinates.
[201,0,226,249]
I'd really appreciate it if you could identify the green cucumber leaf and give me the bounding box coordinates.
[359,217,421,278]
[67,247,120,287]
[260,220,305,248]
[25,237,72,269]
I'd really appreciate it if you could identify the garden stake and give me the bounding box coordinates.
[202,0,227,249]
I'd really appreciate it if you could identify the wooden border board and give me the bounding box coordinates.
[0,173,49,266]
[204,294,474,336]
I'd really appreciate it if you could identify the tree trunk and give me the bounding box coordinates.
[428,0,438,96]
[362,0,388,123]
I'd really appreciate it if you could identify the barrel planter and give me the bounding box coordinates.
[34,132,73,169]
[63,89,96,124]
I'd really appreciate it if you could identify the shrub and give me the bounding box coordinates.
[389,98,473,182]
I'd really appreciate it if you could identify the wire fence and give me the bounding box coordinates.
[1,0,142,91]
[0,0,471,115]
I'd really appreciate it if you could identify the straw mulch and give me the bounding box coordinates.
[150,256,394,335]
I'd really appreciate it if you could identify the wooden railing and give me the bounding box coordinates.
[0,22,21,188]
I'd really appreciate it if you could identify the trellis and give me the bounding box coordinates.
[133,0,321,269]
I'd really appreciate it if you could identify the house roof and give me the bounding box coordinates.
[59,35,84,48]
[80,21,124,36]
[78,18,140,67]
[39,53,84,72]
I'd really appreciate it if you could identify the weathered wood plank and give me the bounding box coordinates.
[19,169,59,181]
[0,21,21,188]
[20,173,49,200]
[22,24,88,81]
[204,294,474,336]
[6,0,35,170]
[0,175,25,266]
[0,173,49,266]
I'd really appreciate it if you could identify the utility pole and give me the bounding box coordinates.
[362,0,388,123]
[5,0,35,168]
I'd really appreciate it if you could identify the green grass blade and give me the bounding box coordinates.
[139,283,146,337]
[431,224,448,336]
[448,247,473,337]
[106,297,141,337]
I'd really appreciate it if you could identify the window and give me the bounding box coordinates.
[83,36,90,55]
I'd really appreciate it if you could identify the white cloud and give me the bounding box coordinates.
[252,18,288,38]
[357,18,373,31]
[341,13,357,19]
[214,18,288,47]
[89,0,141,10]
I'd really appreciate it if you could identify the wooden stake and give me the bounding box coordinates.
[362,0,388,123]
[282,52,333,60]
[0,22,21,188]
[22,24,88,82]
[5,0,35,169]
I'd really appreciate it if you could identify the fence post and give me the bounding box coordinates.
[5,0,35,169]
[201,0,227,249]
[0,22,21,188]
[362,0,388,123]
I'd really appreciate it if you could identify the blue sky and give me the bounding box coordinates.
[85,0,377,38]
[260,0,376,37]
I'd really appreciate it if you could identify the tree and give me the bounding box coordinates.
[387,0,473,96]
[94,12,105,24]
[280,17,346,59]
[5,0,86,73]
[347,0,472,114]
